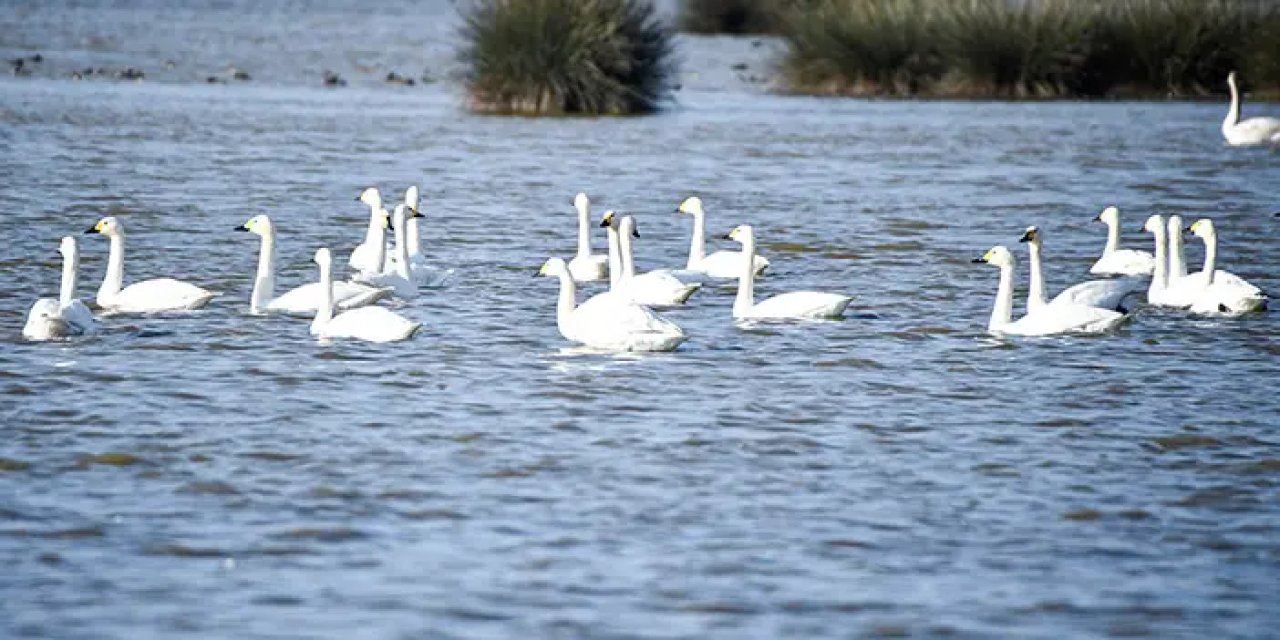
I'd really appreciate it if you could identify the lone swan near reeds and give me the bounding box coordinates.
[1222,72,1280,146]
[84,217,217,313]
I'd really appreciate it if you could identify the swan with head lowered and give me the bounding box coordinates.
[974,246,1126,336]
[599,212,700,307]
[725,225,850,320]
[236,214,390,316]
[537,257,686,352]
[84,216,217,313]
[567,193,609,282]
[349,187,390,276]
[1223,71,1280,146]
[1019,226,1145,313]
[1090,206,1154,276]
[311,248,419,343]
[352,204,419,299]
[675,196,769,279]
[385,185,452,287]
[23,236,99,340]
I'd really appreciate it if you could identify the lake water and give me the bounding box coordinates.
[3,2,1279,638]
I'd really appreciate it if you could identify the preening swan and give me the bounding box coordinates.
[537,257,686,352]
[1223,71,1280,146]
[974,246,1125,336]
[1182,218,1267,314]
[349,187,389,276]
[1090,206,1154,277]
[567,193,609,282]
[725,225,851,320]
[354,205,419,298]
[84,217,217,313]
[22,237,98,340]
[1019,226,1144,313]
[386,186,452,287]
[617,216,700,306]
[236,215,389,316]
[676,196,769,278]
[311,248,419,343]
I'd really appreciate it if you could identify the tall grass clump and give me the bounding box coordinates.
[679,0,788,34]
[460,0,676,115]
[781,0,941,96]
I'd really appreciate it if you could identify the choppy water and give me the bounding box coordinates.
[3,2,1280,638]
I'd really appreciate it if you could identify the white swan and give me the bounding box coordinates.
[236,215,390,316]
[311,248,419,343]
[1090,206,1154,276]
[84,217,217,313]
[352,205,418,299]
[22,237,98,340]
[1223,71,1280,146]
[1182,218,1267,314]
[566,193,608,282]
[386,185,452,287]
[1019,226,1144,313]
[1141,214,1189,308]
[974,246,1125,336]
[1164,215,1258,305]
[537,257,686,352]
[676,196,769,278]
[725,225,851,320]
[614,216,700,306]
[349,187,389,276]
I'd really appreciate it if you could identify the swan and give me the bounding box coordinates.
[353,205,418,298]
[236,214,390,316]
[725,225,851,320]
[311,248,419,343]
[84,216,217,313]
[676,196,769,278]
[1141,214,1189,308]
[1164,214,1258,304]
[566,193,608,282]
[1090,206,1154,276]
[1222,71,1280,146]
[973,246,1126,336]
[386,185,452,287]
[22,237,98,340]
[349,187,389,276]
[613,216,701,307]
[1019,226,1144,313]
[1182,218,1268,314]
[537,257,686,352]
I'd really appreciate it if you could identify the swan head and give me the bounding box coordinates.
[58,236,78,259]
[236,214,273,237]
[357,187,382,208]
[725,224,754,244]
[404,185,419,210]
[537,257,568,278]
[574,192,590,214]
[1187,218,1215,240]
[314,247,333,266]
[1141,214,1165,234]
[676,196,704,217]
[599,210,617,229]
[1095,206,1120,226]
[620,216,639,238]
[84,216,121,237]
[972,245,1015,268]
[1018,226,1041,245]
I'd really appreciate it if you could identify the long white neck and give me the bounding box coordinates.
[393,215,412,281]
[59,246,79,307]
[606,225,621,289]
[1026,240,1048,311]
[555,270,577,336]
[1148,226,1168,296]
[989,263,1015,331]
[1200,231,1217,285]
[1103,219,1120,255]
[1224,77,1241,133]
[1168,226,1187,279]
[363,205,381,246]
[576,205,591,259]
[98,233,125,301]
[370,209,387,275]
[619,228,636,280]
[686,212,706,269]
[406,216,422,259]
[733,235,757,316]
[250,230,277,313]
[313,260,335,329]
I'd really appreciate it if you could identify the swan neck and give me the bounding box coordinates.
[1027,240,1047,309]
[406,217,421,258]
[576,205,591,259]
[251,232,276,312]
[687,212,706,269]
[619,228,636,280]
[59,246,78,307]
[313,260,335,327]
[1169,229,1187,278]
[1225,77,1241,130]
[363,205,381,245]
[394,216,411,279]
[1149,227,1168,294]
[556,270,576,333]
[371,211,387,274]
[1201,232,1217,285]
[734,237,756,315]
[606,226,621,289]
[990,263,1014,331]
[99,233,125,300]
[1103,220,1119,255]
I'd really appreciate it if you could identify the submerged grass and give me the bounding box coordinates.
[460,0,676,115]
[776,0,1280,98]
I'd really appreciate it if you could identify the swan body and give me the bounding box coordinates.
[352,205,418,299]
[601,213,700,307]
[1020,226,1144,313]
[386,186,452,287]
[84,217,216,313]
[567,193,609,282]
[537,257,686,352]
[726,225,850,320]
[23,236,97,340]
[311,248,419,343]
[236,215,390,316]
[1090,206,1154,276]
[974,246,1126,336]
[349,187,390,276]
[676,196,769,278]
[1223,72,1280,146]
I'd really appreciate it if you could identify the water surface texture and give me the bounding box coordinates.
[3,2,1279,639]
